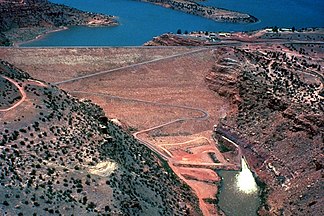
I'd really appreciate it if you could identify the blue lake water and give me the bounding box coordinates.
[22,0,324,46]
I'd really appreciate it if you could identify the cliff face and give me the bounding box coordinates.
[0,60,201,215]
[0,0,117,45]
[207,46,323,215]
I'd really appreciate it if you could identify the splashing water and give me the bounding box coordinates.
[236,158,258,194]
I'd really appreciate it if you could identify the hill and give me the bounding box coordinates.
[0,0,117,46]
[0,60,201,215]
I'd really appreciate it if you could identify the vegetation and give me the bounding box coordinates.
[0,60,201,215]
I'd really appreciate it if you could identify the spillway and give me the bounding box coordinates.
[236,157,258,194]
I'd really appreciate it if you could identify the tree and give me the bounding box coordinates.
[272,26,278,33]
[87,202,96,209]
[292,26,296,32]
[176,29,182,34]
[184,30,188,34]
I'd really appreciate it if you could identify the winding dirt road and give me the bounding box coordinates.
[70,90,209,161]
[0,75,26,112]
[70,90,234,216]
[49,46,250,216]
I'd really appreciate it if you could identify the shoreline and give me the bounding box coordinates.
[13,26,69,47]
[12,18,120,47]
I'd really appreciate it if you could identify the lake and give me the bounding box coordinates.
[22,0,324,46]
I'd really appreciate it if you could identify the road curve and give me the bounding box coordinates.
[70,90,210,161]
[0,75,27,112]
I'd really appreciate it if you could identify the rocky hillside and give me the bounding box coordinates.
[207,46,323,215]
[0,60,201,215]
[0,0,117,45]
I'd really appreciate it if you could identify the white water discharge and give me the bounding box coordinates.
[236,158,258,194]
